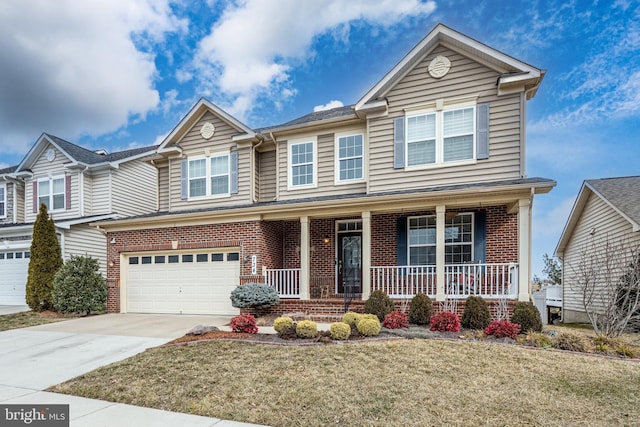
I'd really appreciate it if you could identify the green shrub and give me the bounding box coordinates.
[52,255,106,315]
[552,332,593,353]
[230,283,279,309]
[342,311,361,327]
[461,296,491,330]
[364,290,395,321]
[273,317,294,333]
[296,320,318,338]
[409,293,434,325]
[26,204,63,311]
[357,317,381,336]
[511,302,543,333]
[355,313,378,326]
[329,322,351,340]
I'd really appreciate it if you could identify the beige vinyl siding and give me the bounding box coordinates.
[112,160,157,216]
[258,149,276,202]
[562,193,640,316]
[277,129,367,201]
[15,182,24,222]
[90,170,111,215]
[83,172,93,216]
[368,45,523,194]
[168,112,252,211]
[63,224,108,276]
[158,166,170,211]
[25,144,80,222]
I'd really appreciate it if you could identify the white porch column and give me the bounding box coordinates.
[361,211,372,300]
[518,199,532,302]
[299,216,310,300]
[436,205,446,302]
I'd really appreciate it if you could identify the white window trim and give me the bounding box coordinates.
[334,131,366,185]
[0,183,6,218]
[288,137,318,190]
[187,151,231,200]
[407,212,474,265]
[405,101,477,170]
[37,175,66,212]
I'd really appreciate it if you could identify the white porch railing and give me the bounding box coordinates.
[445,263,518,299]
[371,265,436,298]
[264,268,300,298]
[371,263,518,299]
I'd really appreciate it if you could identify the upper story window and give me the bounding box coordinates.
[0,184,5,218]
[289,138,316,189]
[336,133,364,182]
[188,153,230,198]
[394,101,489,169]
[38,176,65,211]
[406,105,475,167]
[408,213,474,265]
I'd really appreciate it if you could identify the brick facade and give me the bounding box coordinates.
[106,205,519,313]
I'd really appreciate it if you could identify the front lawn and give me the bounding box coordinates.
[50,338,640,426]
[0,310,69,331]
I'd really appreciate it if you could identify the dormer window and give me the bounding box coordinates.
[38,176,65,211]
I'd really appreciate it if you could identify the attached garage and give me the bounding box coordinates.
[0,250,30,305]
[124,249,241,315]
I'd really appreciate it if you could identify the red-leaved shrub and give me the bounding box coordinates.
[230,314,258,334]
[485,320,521,339]
[430,311,461,332]
[382,311,409,329]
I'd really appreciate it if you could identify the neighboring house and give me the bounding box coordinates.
[0,134,157,305]
[555,176,640,323]
[97,24,555,317]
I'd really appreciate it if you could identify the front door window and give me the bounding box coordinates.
[338,232,362,294]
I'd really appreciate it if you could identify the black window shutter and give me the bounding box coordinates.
[473,210,486,263]
[397,216,407,265]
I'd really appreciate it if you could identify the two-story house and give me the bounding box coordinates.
[97,24,555,317]
[0,133,157,305]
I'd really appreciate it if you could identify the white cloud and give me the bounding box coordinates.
[0,0,186,154]
[314,100,344,112]
[188,0,436,120]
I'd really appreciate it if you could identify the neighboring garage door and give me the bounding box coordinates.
[125,250,241,315]
[0,250,30,305]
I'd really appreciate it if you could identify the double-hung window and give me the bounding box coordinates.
[289,139,316,188]
[336,133,364,182]
[188,153,230,198]
[405,104,476,167]
[408,213,473,265]
[0,184,5,218]
[38,176,65,211]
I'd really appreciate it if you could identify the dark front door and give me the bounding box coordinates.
[338,232,362,294]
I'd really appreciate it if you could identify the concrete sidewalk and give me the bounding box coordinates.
[0,313,269,426]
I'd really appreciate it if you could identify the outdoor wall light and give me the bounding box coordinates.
[322,235,331,244]
[110,237,116,244]
[108,260,116,267]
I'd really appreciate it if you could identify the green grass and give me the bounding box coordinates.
[0,311,69,331]
[50,338,640,426]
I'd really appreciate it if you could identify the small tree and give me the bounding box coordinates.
[570,237,640,337]
[53,255,107,315]
[26,204,63,311]
[542,253,562,285]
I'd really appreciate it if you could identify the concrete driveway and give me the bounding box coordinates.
[0,313,231,390]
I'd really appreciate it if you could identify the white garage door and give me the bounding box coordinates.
[126,250,241,315]
[0,250,30,305]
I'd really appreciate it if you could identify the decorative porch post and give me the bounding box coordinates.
[436,205,446,302]
[361,211,371,300]
[300,216,310,300]
[518,198,531,302]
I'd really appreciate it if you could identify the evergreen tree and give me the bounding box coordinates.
[26,203,63,311]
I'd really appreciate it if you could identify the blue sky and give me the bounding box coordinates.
[0,0,638,277]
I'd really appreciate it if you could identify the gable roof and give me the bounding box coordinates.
[15,133,157,173]
[157,98,258,153]
[356,23,545,112]
[555,176,640,256]
[258,105,357,134]
[0,165,18,176]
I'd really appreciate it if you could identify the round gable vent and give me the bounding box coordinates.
[428,55,451,79]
